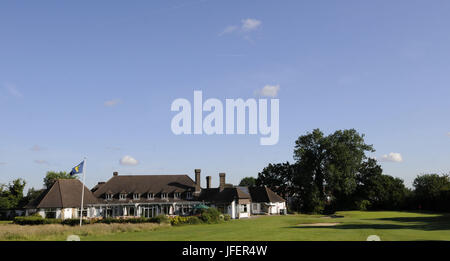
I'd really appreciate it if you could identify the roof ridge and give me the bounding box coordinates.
[37,180,59,208]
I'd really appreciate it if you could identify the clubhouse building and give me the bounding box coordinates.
[25,169,286,219]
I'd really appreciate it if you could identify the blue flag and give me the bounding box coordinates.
[70,161,84,176]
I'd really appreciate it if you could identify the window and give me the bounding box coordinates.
[77,208,88,217]
[174,192,181,199]
[120,193,127,200]
[239,204,248,213]
[133,193,140,200]
[105,194,113,200]
[186,192,192,199]
[44,208,57,219]
[147,193,154,199]
[161,193,167,199]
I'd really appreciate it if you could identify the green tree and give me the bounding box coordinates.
[356,159,409,210]
[413,173,450,211]
[19,187,44,208]
[239,177,256,187]
[256,162,296,199]
[0,178,26,209]
[0,184,11,209]
[322,129,374,209]
[294,129,327,200]
[43,171,77,189]
[293,129,374,211]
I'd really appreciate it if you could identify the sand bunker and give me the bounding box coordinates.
[297,223,339,227]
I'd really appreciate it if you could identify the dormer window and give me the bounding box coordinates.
[105,193,113,200]
[119,193,127,200]
[174,192,181,199]
[186,192,192,199]
[133,193,140,200]
[161,193,167,199]
[147,193,154,200]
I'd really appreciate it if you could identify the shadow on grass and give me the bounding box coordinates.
[288,214,450,231]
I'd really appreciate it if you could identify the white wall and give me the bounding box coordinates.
[251,203,261,214]
[38,209,45,218]
[268,202,286,214]
[62,208,72,219]
[230,200,236,219]
[238,203,250,218]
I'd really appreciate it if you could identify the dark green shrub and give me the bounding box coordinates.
[187,216,202,224]
[96,217,155,224]
[199,208,221,224]
[223,214,231,221]
[45,218,62,224]
[14,216,44,225]
[356,200,371,211]
[61,218,89,226]
[150,214,169,224]
[13,216,62,225]
[127,217,149,223]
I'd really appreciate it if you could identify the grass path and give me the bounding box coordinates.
[83,211,450,241]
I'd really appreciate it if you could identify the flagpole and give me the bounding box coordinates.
[79,158,86,227]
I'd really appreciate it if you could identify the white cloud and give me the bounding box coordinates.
[31,145,44,152]
[120,155,139,166]
[104,99,121,107]
[0,162,6,165]
[379,152,403,163]
[447,132,450,137]
[219,25,238,36]
[34,160,49,165]
[241,18,262,32]
[4,83,23,98]
[255,84,280,97]
[220,18,262,36]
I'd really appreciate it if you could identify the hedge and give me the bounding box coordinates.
[199,208,222,224]
[13,210,227,226]
[13,216,62,225]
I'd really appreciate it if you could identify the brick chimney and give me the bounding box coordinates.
[194,169,201,192]
[206,176,211,189]
[219,173,226,192]
[113,171,118,176]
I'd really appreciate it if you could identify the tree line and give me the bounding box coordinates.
[0,171,76,215]
[240,129,450,213]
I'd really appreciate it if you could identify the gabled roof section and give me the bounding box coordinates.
[93,174,196,197]
[91,182,105,193]
[26,179,99,208]
[199,186,250,203]
[248,186,285,203]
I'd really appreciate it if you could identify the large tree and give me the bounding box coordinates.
[43,171,77,189]
[355,158,409,210]
[0,178,26,209]
[256,162,296,199]
[413,173,450,211]
[239,177,256,187]
[322,129,374,209]
[258,129,378,213]
[293,129,374,211]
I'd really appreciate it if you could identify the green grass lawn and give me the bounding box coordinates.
[82,211,450,241]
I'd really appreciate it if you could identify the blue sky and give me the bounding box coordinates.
[1,0,449,190]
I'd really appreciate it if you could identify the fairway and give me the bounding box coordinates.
[83,211,450,241]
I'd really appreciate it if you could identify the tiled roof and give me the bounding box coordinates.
[93,174,196,200]
[26,179,99,208]
[248,186,285,203]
